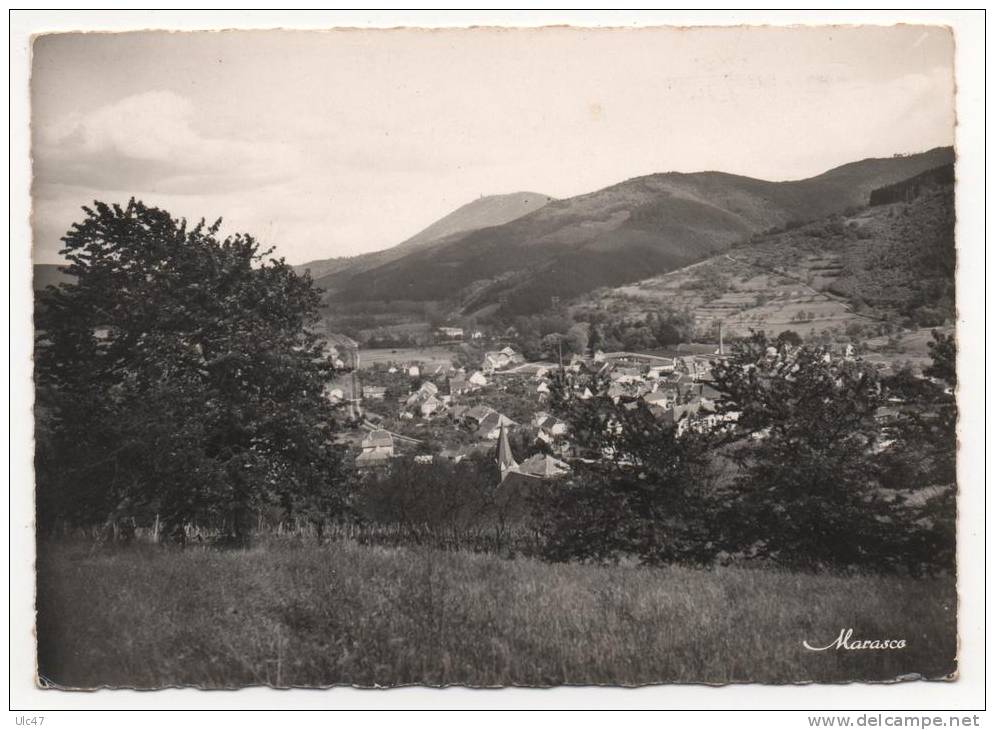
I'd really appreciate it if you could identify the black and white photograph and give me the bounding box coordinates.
[11,11,986,711]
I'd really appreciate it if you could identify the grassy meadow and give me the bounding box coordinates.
[36,539,957,689]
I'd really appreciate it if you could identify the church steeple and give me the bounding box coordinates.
[497,423,518,482]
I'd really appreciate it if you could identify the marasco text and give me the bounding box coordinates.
[803,628,907,651]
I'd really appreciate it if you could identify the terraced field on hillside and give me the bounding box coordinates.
[585,186,954,341]
[601,250,870,339]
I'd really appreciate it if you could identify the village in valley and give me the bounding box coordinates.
[323,326,739,482]
[317,308,944,497]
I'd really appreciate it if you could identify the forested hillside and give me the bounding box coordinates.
[580,178,955,340]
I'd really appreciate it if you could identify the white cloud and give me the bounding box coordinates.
[47,90,198,161]
[35,90,302,194]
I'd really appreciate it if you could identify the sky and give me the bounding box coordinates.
[31,25,955,265]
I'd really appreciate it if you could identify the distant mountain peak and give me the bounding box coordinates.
[296,191,553,280]
[396,191,554,252]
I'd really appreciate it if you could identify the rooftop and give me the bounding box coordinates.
[361,429,394,448]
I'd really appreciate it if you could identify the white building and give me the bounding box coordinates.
[437,326,464,340]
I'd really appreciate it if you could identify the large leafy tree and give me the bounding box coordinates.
[35,200,346,539]
[710,334,896,570]
[535,371,714,565]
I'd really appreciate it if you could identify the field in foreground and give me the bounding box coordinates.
[36,539,957,689]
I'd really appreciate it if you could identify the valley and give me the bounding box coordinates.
[37,150,956,357]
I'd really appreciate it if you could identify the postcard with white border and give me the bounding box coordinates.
[12,12,985,706]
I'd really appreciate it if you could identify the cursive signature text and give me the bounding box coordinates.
[803,628,907,651]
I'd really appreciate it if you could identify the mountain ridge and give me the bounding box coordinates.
[316,147,954,316]
[578,167,955,341]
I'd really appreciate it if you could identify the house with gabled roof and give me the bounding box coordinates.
[518,453,571,479]
[477,411,518,440]
[497,424,570,483]
[536,414,568,438]
[463,404,496,426]
[483,351,509,371]
[643,389,674,408]
[355,429,394,468]
[483,347,525,372]
[419,395,444,418]
[655,397,727,436]
[405,380,439,407]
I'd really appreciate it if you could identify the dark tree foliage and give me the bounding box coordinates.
[875,330,957,574]
[710,332,954,573]
[709,334,889,569]
[451,342,488,371]
[535,372,714,565]
[775,329,803,347]
[355,457,508,530]
[650,320,683,347]
[532,330,956,574]
[924,329,956,388]
[587,324,604,356]
[35,200,347,539]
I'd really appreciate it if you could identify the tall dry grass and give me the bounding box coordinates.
[36,538,956,688]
